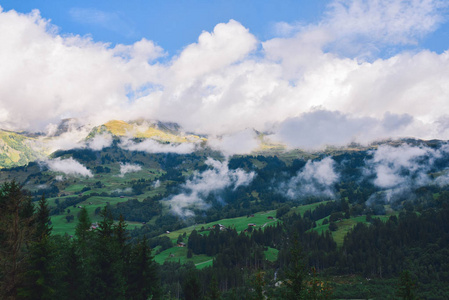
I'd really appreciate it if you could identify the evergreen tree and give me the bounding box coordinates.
[20,194,55,299]
[183,270,202,300]
[207,274,221,300]
[0,181,35,299]
[284,235,306,300]
[397,270,416,300]
[73,206,93,299]
[127,236,161,300]
[75,207,92,246]
[34,193,52,241]
[89,206,126,299]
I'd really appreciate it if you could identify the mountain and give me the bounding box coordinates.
[0,118,446,169]
[87,119,204,143]
[0,130,43,169]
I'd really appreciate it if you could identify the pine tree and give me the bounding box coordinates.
[397,270,417,300]
[34,193,52,241]
[207,274,220,300]
[284,235,306,300]
[20,194,55,299]
[127,236,161,300]
[75,207,92,244]
[89,206,126,299]
[0,181,35,300]
[183,270,202,300]
[73,206,93,299]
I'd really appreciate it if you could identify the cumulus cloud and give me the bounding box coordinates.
[208,129,260,156]
[1,1,449,151]
[87,133,113,151]
[167,158,255,217]
[118,162,142,177]
[45,157,93,177]
[272,110,416,150]
[362,143,449,203]
[366,144,438,190]
[119,138,196,154]
[282,157,339,199]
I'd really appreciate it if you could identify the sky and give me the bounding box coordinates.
[1,0,449,149]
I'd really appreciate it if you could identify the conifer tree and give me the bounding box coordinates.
[284,235,306,300]
[0,181,35,299]
[127,236,161,300]
[34,193,52,241]
[89,206,126,299]
[20,194,55,299]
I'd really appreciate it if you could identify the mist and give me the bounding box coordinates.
[118,163,142,177]
[119,138,196,154]
[167,158,256,217]
[45,157,93,178]
[281,157,339,200]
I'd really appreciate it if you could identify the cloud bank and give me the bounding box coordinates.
[364,143,449,203]
[118,163,142,177]
[45,157,93,177]
[167,158,256,217]
[282,157,339,199]
[1,1,449,151]
[119,138,196,154]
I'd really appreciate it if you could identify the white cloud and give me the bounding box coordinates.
[324,0,447,56]
[87,133,113,151]
[1,2,449,151]
[366,144,437,189]
[119,138,196,154]
[45,157,93,177]
[208,129,260,156]
[167,158,255,217]
[118,162,142,177]
[282,157,339,199]
[272,110,415,150]
[362,143,449,203]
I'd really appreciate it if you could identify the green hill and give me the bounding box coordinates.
[0,130,43,168]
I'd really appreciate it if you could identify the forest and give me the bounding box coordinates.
[2,140,449,299]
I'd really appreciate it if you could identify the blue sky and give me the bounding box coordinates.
[2,0,448,56]
[1,0,329,55]
[1,0,449,149]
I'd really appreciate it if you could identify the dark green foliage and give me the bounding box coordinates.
[88,207,126,299]
[183,270,202,300]
[284,237,306,300]
[126,236,161,300]
[20,194,55,299]
[328,221,337,231]
[19,235,55,299]
[0,181,35,299]
[397,270,417,300]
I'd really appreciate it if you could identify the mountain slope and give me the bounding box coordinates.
[0,130,43,169]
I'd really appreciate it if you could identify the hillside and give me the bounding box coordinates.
[0,130,43,169]
[2,136,449,298]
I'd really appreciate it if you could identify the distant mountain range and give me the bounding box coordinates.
[0,119,445,169]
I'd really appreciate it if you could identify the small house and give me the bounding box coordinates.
[177,242,186,247]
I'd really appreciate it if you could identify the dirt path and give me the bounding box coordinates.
[262,219,277,228]
[195,259,213,267]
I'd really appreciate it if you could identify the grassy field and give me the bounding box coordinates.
[162,210,279,242]
[264,247,279,262]
[154,246,213,269]
[313,214,394,247]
